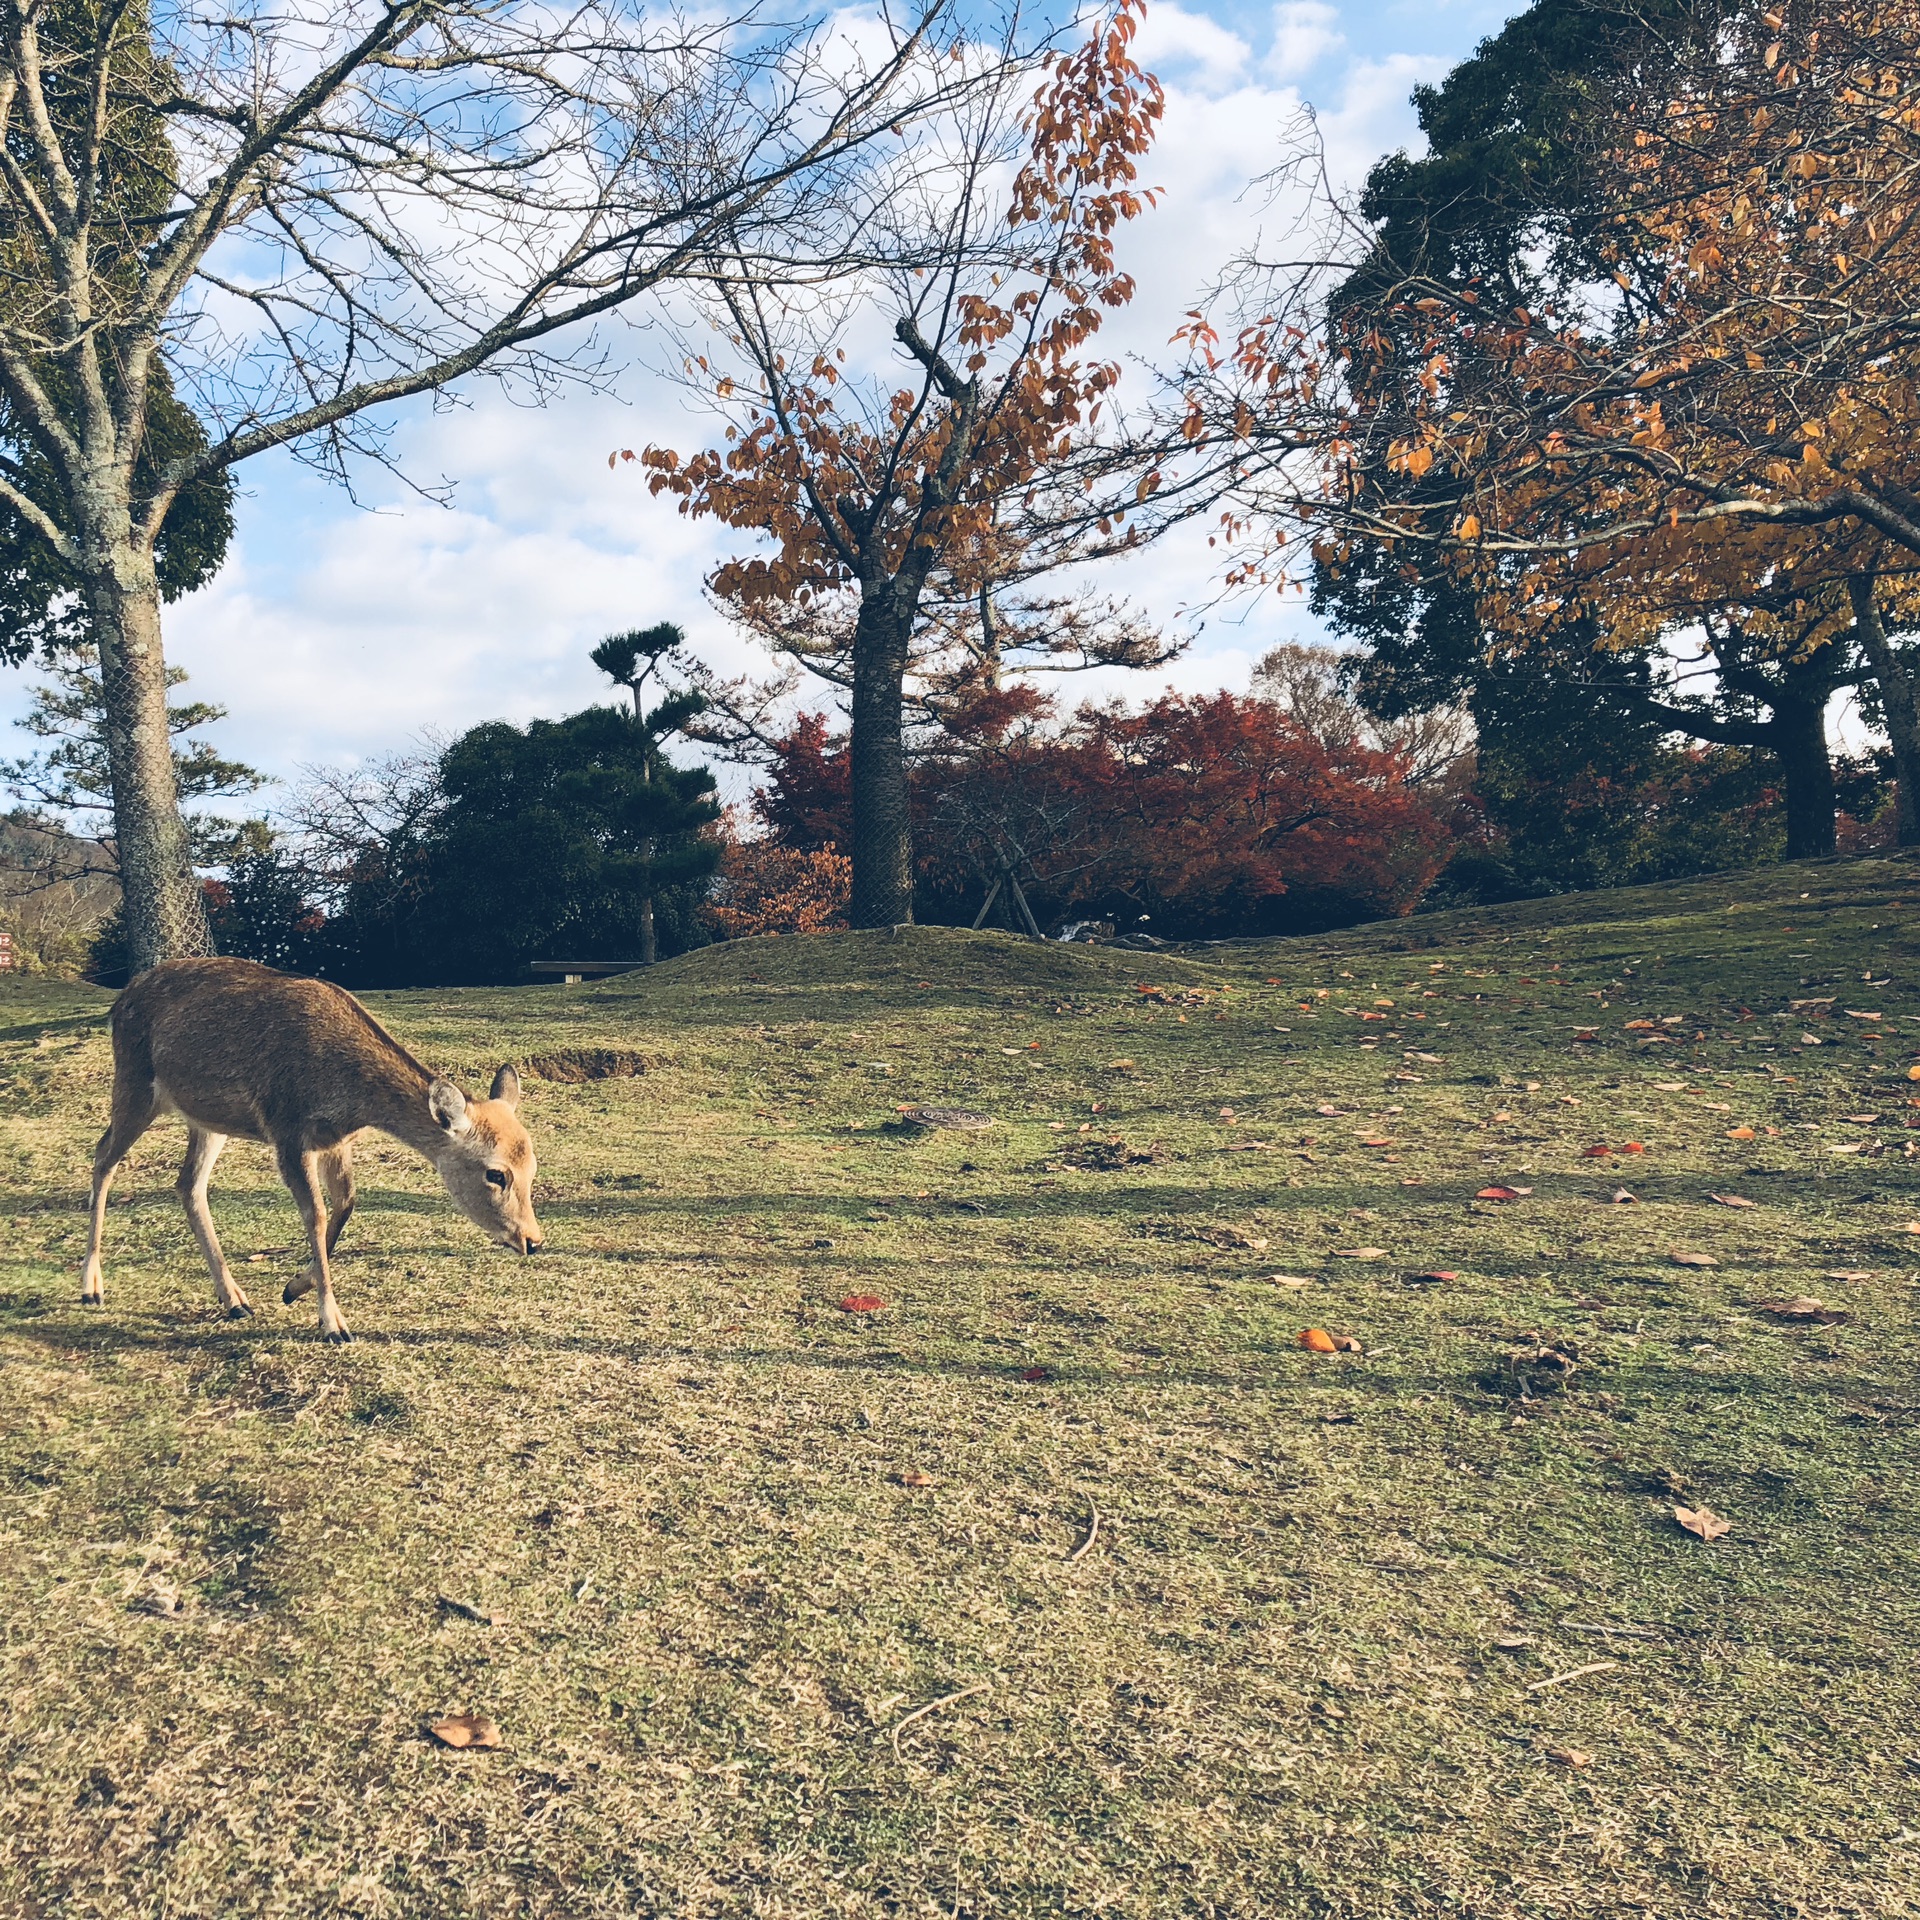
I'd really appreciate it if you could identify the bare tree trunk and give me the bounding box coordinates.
[1850,576,1920,846]
[849,592,914,927]
[83,543,211,971]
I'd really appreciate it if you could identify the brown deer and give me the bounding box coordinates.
[80,957,543,1342]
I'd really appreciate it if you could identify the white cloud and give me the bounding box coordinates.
[1133,4,1253,94]
[1267,2,1344,82]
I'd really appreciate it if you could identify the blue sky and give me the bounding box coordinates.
[4,0,1526,797]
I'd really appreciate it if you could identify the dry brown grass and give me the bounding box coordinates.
[1,864,1919,1915]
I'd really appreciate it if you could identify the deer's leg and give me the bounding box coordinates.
[277,1143,351,1344]
[80,1078,159,1306]
[176,1129,250,1319]
[283,1143,354,1306]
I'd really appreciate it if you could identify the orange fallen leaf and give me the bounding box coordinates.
[1298,1327,1338,1353]
[427,1714,502,1751]
[1582,1144,1615,1158]
[1619,1141,1646,1153]
[1543,1745,1593,1768]
[1477,1185,1531,1201]
[1673,1505,1732,1543]
[840,1294,886,1313]
[1671,1251,1718,1268]
[1708,1193,1756,1208]
[1623,1019,1656,1031]
[896,1469,937,1487]
[1725,1126,1756,1141]
[1358,1135,1394,1147]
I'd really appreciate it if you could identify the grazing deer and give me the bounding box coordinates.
[80,957,542,1342]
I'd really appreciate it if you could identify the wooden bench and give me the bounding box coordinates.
[528,960,648,983]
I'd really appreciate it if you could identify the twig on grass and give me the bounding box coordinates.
[1068,1489,1101,1564]
[1560,1621,1665,1640]
[1526,1659,1621,1692]
[890,1681,992,1762]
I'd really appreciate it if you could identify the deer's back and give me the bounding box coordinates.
[113,957,430,1144]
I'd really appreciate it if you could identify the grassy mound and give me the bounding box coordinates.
[2,858,1919,1915]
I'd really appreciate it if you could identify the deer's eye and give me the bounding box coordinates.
[485,1169,510,1191]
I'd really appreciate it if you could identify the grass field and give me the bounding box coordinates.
[3,856,1920,1917]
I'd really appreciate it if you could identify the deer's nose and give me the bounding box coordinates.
[523,1235,542,1255]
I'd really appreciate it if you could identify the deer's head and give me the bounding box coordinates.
[427,1066,543,1253]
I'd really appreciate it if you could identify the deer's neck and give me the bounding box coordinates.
[359,1061,455,1165]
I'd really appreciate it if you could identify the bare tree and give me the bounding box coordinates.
[0,0,979,969]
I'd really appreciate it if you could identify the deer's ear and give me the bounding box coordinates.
[489,1064,522,1110]
[428,1080,471,1135]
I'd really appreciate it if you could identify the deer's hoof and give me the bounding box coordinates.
[283,1277,315,1306]
[226,1302,255,1320]
[323,1328,354,1346]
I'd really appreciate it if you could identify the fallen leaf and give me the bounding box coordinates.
[1845,1114,1881,1124]
[840,1294,887,1313]
[1673,1505,1732,1543]
[1623,1019,1656,1031]
[1725,1126,1756,1141]
[1543,1746,1593,1768]
[1329,1332,1364,1353]
[1908,1064,1920,1082]
[1670,1251,1718,1268]
[1654,1081,1686,1091]
[435,1595,496,1626]
[1298,1327,1338,1353]
[1269,1274,1315,1288]
[1829,1142,1867,1155]
[1405,1050,1443,1064]
[1493,1634,1534,1651]
[1582,1144,1615,1158]
[895,1469,937,1488]
[426,1714,502,1751]
[1108,1058,1135,1071]
[1708,1193,1756,1208]
[1755,1295,1848,1323]
[1477,1185,1531,1201]
[1357,1135,1394,1148]
[1018,1365,1052,1383]
[1315,1104,1342,1117]
[1825,1269,1874,1284]
[1406,1270,1458,1285]
[1619,1141,1646,1153]
[1609,1187,1638,1204]
[1333,1246,1387,1260]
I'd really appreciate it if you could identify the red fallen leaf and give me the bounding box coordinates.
[1477,1185,1531,1201]
[1619,1142,1646,1153]
[840,1294,886,1313]
[426,1714,502,1751]
[1407,1270,1458,1285]
[1298,1327,1338,1353]
[1582,1144,1615,1158]
[1018,1365,1053,1383]
[895,1469,937,1487]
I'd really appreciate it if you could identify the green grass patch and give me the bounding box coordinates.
[3,859,1919,1914]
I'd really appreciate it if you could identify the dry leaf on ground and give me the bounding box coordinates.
[1671,1251,1718,1268]
[1755,1296,1849,1323]
[1609,1188,1639,1204]
[1726,1126,1757,1141]
[1477,1185,1532,1201]
[426,1714,502,1751]
[1333,1246,1387,1260]
[1673,1505,1732,1543]
[1298,1327,1338,1353]
[895,1469,937,1488]
[840,1295,886,1313]
[1270,1274,1315,1289]
[1825,1269,1874,1284]
[1406,1270,1458,1285]
[1708,1193,1756,1208]
[1329,1333,1364,1353]
[1543,1746,1593,1768]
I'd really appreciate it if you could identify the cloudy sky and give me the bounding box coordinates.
[4,0,1522,796]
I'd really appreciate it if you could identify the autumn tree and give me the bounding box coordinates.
[0,0,982,972]
[1179,0,1920,840]
[628,0,1171,926]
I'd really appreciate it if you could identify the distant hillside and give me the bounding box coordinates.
[0,811,115,974]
